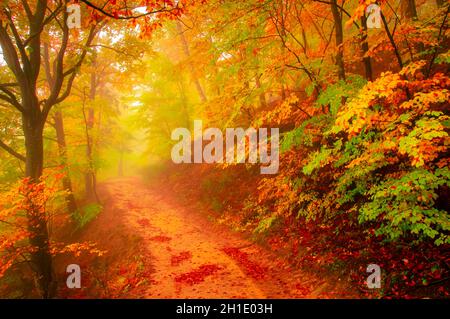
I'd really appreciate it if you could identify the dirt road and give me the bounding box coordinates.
[66,177,355,298]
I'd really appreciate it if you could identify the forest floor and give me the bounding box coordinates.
[60,176,359,298]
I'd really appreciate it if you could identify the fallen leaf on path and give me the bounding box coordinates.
[222,247,267,280]
[149,235,172,242]
[171,251,192,266]
[175,264,222,285]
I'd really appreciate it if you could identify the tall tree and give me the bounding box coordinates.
[53,110,78,213]
[401,0,418,20]
[361,13,373,81]
[176,21,208,103]
[85,53,98,198]
[330,0,346,80]
[0,1,99,297]
[43,43,78,214]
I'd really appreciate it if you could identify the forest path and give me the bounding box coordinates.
[76,177,354,298]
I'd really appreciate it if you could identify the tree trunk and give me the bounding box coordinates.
[53,111,78,214]
[85,57,97,198]
[84,106,95,197]
[381,11,404,70]
[400,0,423,61]
[401,0,418,20]
[82,84,101,203]
[280,34,287,99]
[255,74,267,108]
[23,111,54,298]
[176,21,208,103]
[361,14,373,81]
[331,0,346,81]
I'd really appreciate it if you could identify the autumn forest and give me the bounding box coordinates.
[0,0,449,300]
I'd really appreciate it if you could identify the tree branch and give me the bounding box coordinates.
[3,8,31,74]
[28,0,48,84]
[313,0,360,29]
[43,24,101,118]
[0,139,26,162]
[20,0,33,20]
[426,4,449,77]
[380,11,403,69]
[0,85,24,112]
[0,25,27,89]
[80,0,181,20]
[44,3,70,108]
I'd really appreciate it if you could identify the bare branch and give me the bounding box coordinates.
[28,0,48,84]
[22,3,64,47]
[0,139,26,162]
[426,5,449,77]
[0,25,26,88]
[43,24,101,118]
[44,4,70,108]
[0,86,24,112]
[20,0,33,20]
[312,0,360,29]
[3,8,31,72]
[80,0,181,20]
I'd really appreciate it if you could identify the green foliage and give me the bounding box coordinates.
[360,168,450,245]
[333,130,377,168]
[72,204,103,230]
[136,53,197,160]
[253,214,279,234]
[302,147,334,175]
[315,75,366,115]
[398,112,448,167]
[435,50,450,64]
[281,114,333,152]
